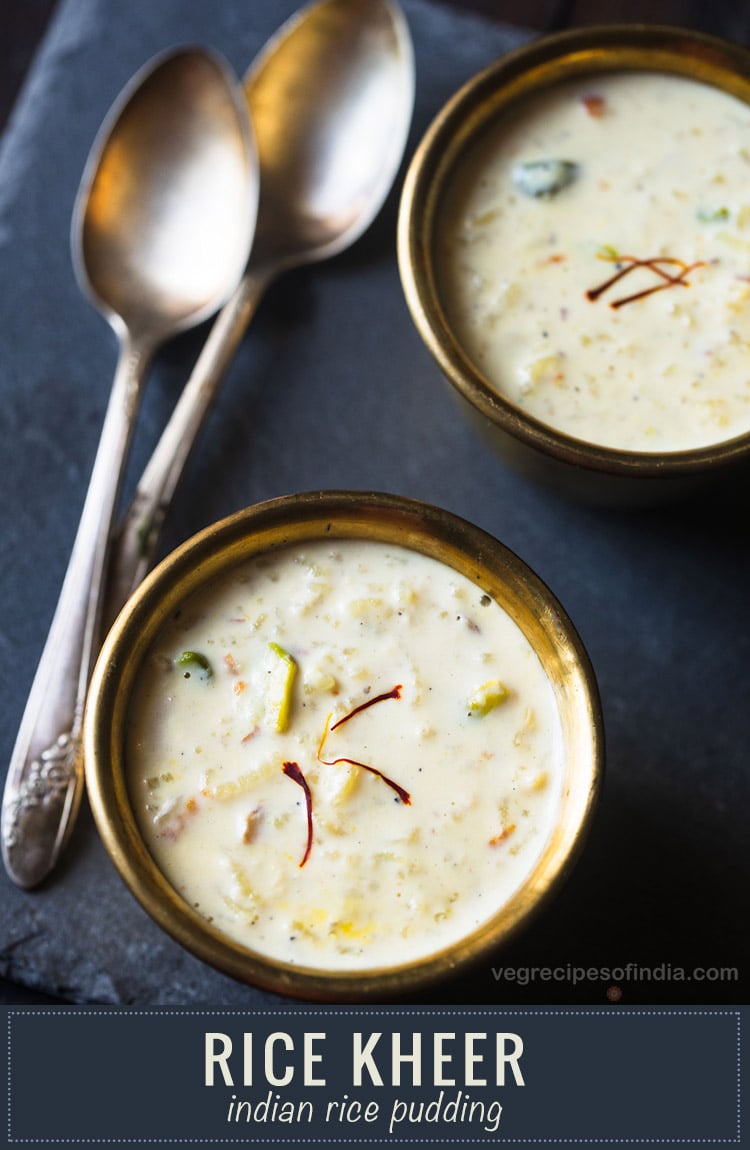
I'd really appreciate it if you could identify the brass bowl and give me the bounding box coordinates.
[397,25,750,504]
[84,491,603,1000]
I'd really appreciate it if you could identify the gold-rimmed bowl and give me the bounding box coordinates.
[398,25,750,504]
[84,491,602,1001]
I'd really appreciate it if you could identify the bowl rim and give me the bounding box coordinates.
[397,23,750,481]
[84,490,604,1001]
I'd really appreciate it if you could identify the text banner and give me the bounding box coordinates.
[4,1006,742,1146]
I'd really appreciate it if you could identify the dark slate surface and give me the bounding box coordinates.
[0,0,747,1007]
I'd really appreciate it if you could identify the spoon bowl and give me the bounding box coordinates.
[74,48,256,340]
[2,46,257,889]
[248,0,415,267]
[109,0,415,611]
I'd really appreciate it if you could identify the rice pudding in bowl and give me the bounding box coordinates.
[84,492,602,1000]
[398,25,750,501]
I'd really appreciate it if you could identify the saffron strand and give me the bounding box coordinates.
[319,685,411,804]
[318,752,411,805]
[282,761,313,867]
[329,684,402,731]
[586,253,705,308]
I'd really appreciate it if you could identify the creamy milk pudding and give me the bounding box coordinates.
[126,539,563,970]
[437,71,750,452]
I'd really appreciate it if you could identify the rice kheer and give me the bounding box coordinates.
[437,71,750,453]
[126,539,564,971]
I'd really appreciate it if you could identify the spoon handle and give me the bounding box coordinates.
[105,270,268,622]
[2,340,149,889]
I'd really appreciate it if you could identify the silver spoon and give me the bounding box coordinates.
[106,0,415,614]
[2,47,258,889]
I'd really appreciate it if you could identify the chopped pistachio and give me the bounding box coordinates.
[512,159,578,198]
[266,641,297,732]
[468,679,510,716]
[697,206,730,223]
[175,650,213,682]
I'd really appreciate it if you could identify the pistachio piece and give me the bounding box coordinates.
[468,679,510,716]
[512,159,578,198]
[266,641,298,732]
[175,650,213,682]
[697,206,730,223]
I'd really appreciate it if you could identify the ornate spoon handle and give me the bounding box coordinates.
[105,270,267,621]
[2,341,149,889]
